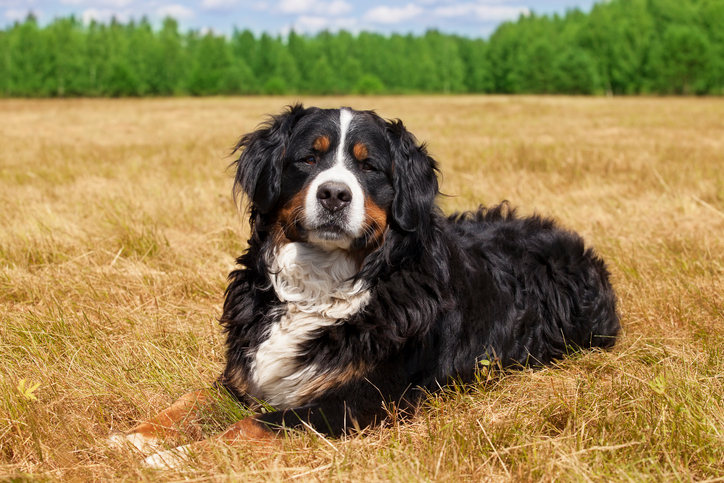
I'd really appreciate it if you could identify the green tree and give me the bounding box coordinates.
[100,18,141,97]
[7,14,52,96]
[220,58,257,95]
[231,29,259,79]
[356,32,399,91]
[523,38,557,93]
[255,33,279,86]
[0,30,8,96]
[287,30,311,91]
[354,74,385,94]
[1,2,724,98]
[187,32,232,95]
[85,21,109,96]
[126,18,156,95]
[145,17,185,95]
[307,55,335,94]
[274,47,301,93]
[551,47,599,94]
[487,19,526,93]
[660,24,712,94]
[700,0,724,93]
[424,30,465,93]
[578,0,654,95]
[45,17,88,96]
[457,37,493,93]
[339,57,363,93]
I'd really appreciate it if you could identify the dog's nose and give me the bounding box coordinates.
[317,182,352,212]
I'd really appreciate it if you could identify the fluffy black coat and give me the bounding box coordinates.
[218,105,620,436]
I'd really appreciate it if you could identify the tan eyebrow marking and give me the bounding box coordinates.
[313,135,330,152]
[353,142,368,161]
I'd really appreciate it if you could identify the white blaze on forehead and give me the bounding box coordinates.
[336,108,353,164]
[304,108,366,245]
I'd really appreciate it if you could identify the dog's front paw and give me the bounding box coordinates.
[144,444,193,469]
[108,430,163,454]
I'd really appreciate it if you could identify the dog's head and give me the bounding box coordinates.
[232,104,439,254]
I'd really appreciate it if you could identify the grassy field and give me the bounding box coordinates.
[1,96,723,482]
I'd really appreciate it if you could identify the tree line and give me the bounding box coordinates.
[1,0,723,97]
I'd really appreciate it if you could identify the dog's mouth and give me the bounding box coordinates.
[279,216,356,248]
[306,222,356,249]
[312,223,346,238]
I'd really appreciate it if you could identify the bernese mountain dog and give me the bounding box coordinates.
[110,104,620,468]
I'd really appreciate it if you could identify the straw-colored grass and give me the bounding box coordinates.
[1,96,723,482]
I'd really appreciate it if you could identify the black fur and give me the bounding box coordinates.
[386,119,440,233]
[232,104,309,214]
[219,105,620,436]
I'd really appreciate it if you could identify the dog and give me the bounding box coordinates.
[110,104,620,468]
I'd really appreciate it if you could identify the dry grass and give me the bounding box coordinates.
[1,96,723,482]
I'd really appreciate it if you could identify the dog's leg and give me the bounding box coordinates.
[143,416,276,469]
[109,389,212,454]
[142,374,407,469]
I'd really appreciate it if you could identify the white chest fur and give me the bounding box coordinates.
[250,243,369,408]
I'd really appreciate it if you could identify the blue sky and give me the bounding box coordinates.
[1,0,599,37]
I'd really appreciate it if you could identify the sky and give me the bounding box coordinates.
[1,0,600,37]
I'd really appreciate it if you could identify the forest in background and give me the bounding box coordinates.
[1,0,723,97]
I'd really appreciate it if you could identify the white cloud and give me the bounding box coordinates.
[277,0,351,16]
[201,0,242,11]
[434,3,529,21]
[327,0,352,16]
[75,3,195,23]
[2,0,536,35]
[1,0,38,7]
[278,0,315,14]
[200,0,270,12]
[433,4,469,17]
[416,0,455,5]
[290,14,356,33]
[293,14,327,30]
[5,8,40,21]
[157,3,195,19]
[475,5,529,20]
[363,3,422,24]
[81,7,130,23]
[61,0,134,7]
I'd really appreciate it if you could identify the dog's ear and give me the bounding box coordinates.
[232,104,307,214]
[385,119,439,232]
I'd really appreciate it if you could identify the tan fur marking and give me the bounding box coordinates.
[222,370,252,404]
[313,135,331,153]
[217,417,276,443]
[144,417,277,468]
[298,362,368,404]
[274,187,309,244]
[353,142,368,161]
[349,199,388,268]
[363,199,388,249]
[364,199,388,236]
[122,389,211,445]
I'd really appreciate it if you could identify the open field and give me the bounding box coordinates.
[1,96,723,482]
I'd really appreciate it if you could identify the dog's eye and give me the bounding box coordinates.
[361,161,375,172]
[299,155,316,165]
